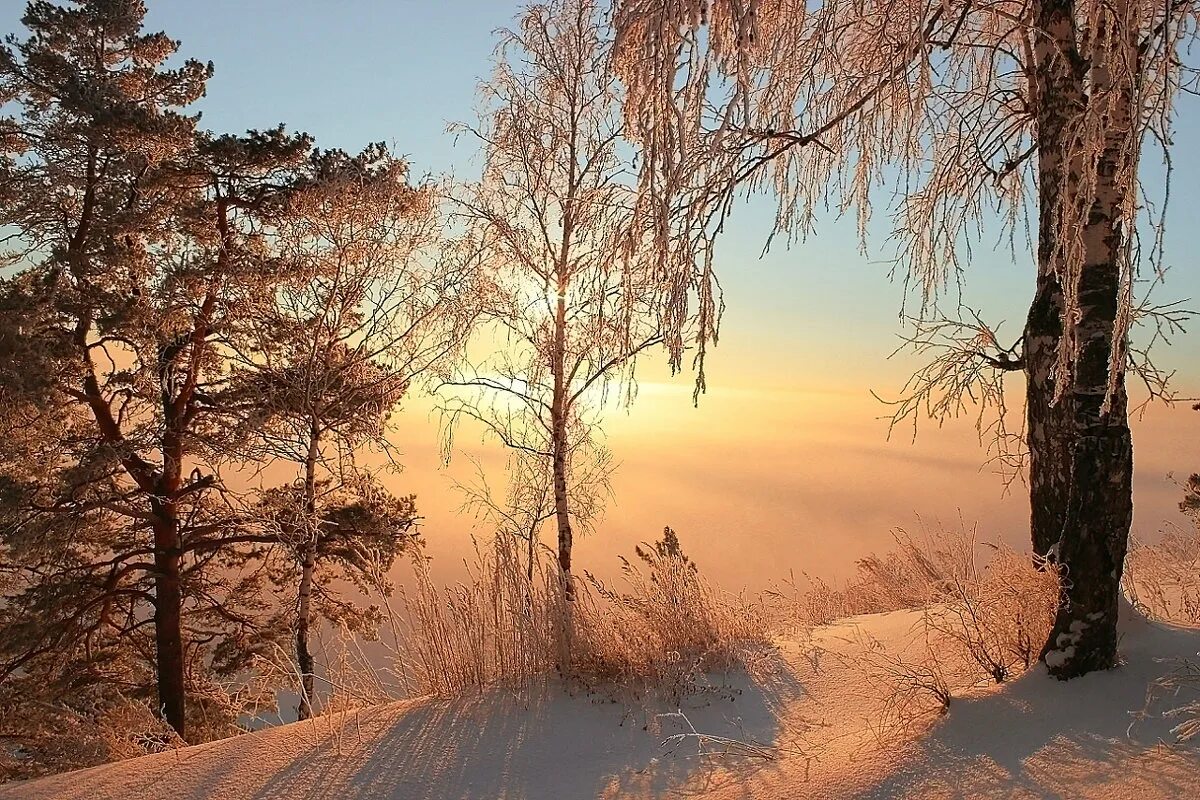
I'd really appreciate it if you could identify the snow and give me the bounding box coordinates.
[3,605,1196,800]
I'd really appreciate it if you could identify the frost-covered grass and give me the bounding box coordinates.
[392,531,771,701]
[775,523,1059,737]
[768,522,1058,680]
[1124,521,1200,742]
[1124,522,1200,625]
[765,523,979,629]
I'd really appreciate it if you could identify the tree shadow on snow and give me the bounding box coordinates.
[222,665,805,800]
[851,612,1200,800]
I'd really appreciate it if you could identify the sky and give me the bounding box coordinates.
[3,0,1197,589]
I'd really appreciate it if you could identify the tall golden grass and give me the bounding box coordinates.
[392,531,771,700]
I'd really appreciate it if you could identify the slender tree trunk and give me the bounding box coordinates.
[527,515,537,583]
[296,548,316,719]
[1027,0,1084,562]
[551,284,574,600]
[296,423,320,720]
[1035,0,1137,677]
[151,507,187,739]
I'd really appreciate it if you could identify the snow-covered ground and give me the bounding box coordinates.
[4,607,1197,800]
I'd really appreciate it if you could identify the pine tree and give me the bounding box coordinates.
[0,1,312,737]
[222,145,460,718]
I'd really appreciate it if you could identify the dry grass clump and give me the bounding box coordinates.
[1134,655,1200,744]
[1123,520,1200,743]
[924,545,1059,683]
[768,523,977,629]
[249,527,569,712]
[247,631,399,724]
[394,535,565,696]
[576,528,770,698]
[394,528,769,700]
[1123,522,1200,625]
[1157,657,1200,742]
[808,523,1059,735]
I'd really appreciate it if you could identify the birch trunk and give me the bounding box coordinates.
[1036,0,1137,676]
[551,285,574,600]
[527,515,537,583]
[1026,0,1083,561]
[1024,277,1073,559]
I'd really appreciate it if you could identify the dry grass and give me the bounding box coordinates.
[16,518,1200,782]
[766,523,976,630]
[384,520,1057,736]
[1124,521,1200,742]
[392,531,770,701]
[1124,522,1200,625]
[799,522,1059,736]
[1157,657,1200,742]
[923,545,1059,684]
[575,534,770,699]
[247,632,399,727]
[391,536,566,696]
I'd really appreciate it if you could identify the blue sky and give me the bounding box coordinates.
[5,0,1194,389]
[3,1,1198,582]
[114,0,1200,386]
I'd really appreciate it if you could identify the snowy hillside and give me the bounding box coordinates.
[4,606,1197,800]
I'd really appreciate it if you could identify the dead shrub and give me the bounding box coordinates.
[873,645,954,731]
[923,545,1059,683]
[810,523,1058,738]
[0,693,178,783]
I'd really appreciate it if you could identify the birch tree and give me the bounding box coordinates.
[610,0,1197,676]
[443,0,666,596]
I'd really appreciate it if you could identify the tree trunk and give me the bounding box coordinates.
[296,546,316,720]
[1041,232,1133,676]
[296,424,320,720]
[1027,0,1084,562]
[1024,272,1073,560]
[1035,0,1137,677]
[527,514,537,583]
[1042,384,1132,677]
[151,510,187,739]
[146,206,222,738]
[551,412,572,593]
[551,285,574,600]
